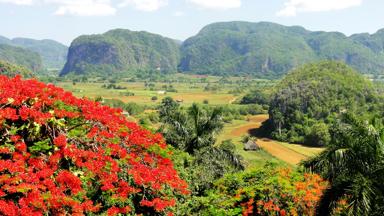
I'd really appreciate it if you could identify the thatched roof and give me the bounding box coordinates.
[244,140,260,151]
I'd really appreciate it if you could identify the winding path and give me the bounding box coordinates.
[231,115,309,165]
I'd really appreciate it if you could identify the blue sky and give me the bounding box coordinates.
[1,0,383,45]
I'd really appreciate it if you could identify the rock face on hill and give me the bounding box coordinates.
[179,21,384,78]
[60,29,180,76]
[0,36,68,70]
[0,44,43,72]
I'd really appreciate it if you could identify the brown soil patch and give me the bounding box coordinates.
[230,114,308,165]
[257,139,307,165]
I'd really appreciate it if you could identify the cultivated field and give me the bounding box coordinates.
[57,81,238,105]
[55,77,322,168]
[218,114,324,166]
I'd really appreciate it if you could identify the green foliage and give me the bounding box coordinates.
[176,163,326,215]
[305,122,331,147]
[11,38,68,69]
[61,29,180,76]
[268,61,379,146]
[0,36,67,70]
[0,60,33,77]
[159,101,224,154]
[303,114,384,215]
[0,44,43,73]
[179,21,384,78]
[102,99,145,115]
[240,88,271,106]
[158,98,244,195]
[101,83,127,89]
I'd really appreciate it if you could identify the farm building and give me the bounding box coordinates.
[244,140,260,151]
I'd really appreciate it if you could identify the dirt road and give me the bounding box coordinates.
[230,115,309,165]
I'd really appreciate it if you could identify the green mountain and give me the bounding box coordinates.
[0,36,68,70]
[0,36,12,45]
[11,38,68,69]
[61,29,180,76]
[179,21,384,78]
[267,61,379,146]
[0,44,43,72]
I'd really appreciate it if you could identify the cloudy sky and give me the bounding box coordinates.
[1,0,382,45]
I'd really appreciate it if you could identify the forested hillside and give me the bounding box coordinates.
[61,29,180,76]
[179,21,384,78]
[267,61,380,146]
[0,44,43,72]
[0,36,67,69]
[11,38,68,69]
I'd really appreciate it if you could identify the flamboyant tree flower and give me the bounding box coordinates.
[0,75,188,215]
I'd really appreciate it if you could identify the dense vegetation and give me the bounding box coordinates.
[158,98,244,193]
[303,114,384,215]
[61,29,180,76]
[0,36,67,70]
[0,75,188,215]
[154,97,330,215]
[179,21,384,78]
[0,44,43,72]
[3,57,384,215]
[181,164,327,215]
[4,22,384,79]
[0,60,33,77]
[267,61,379,146]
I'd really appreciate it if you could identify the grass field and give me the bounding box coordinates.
[216,117,285,169]
[55,77,322,169]
[217,114,324,167]
[56,81,239,106]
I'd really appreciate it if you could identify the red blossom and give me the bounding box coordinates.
[53,134,67,148]
[0,75,188,215]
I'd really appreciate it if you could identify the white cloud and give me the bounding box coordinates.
[118,0,168,12]
[277,0,363,17]
[0,0,34,5]
[187,0,241,10]
[0,0,116,16]
[48,0,116,16]
[172,11,185,16]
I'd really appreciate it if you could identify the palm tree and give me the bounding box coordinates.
[184,103,224,154]
[303,114,384,215]
[159,100,224,154]
[159,100,243,168]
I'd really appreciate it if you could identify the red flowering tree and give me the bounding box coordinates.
[0,75,188,215]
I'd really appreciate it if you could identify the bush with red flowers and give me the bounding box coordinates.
[180,164,327,216]
[0,75,188,215]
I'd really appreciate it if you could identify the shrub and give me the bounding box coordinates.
[188,164,327,216]
[0,76,188,215]
[305,122,331,147]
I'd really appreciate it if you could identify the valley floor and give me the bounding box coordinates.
[220,114,324,166]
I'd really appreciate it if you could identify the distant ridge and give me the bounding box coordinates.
[59,21,384,78]
[179,21,384,78]
[60,29,180,76]
[0,36,68,70]
[0,44,43,73]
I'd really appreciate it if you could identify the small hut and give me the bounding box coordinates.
[244,140,260,151]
